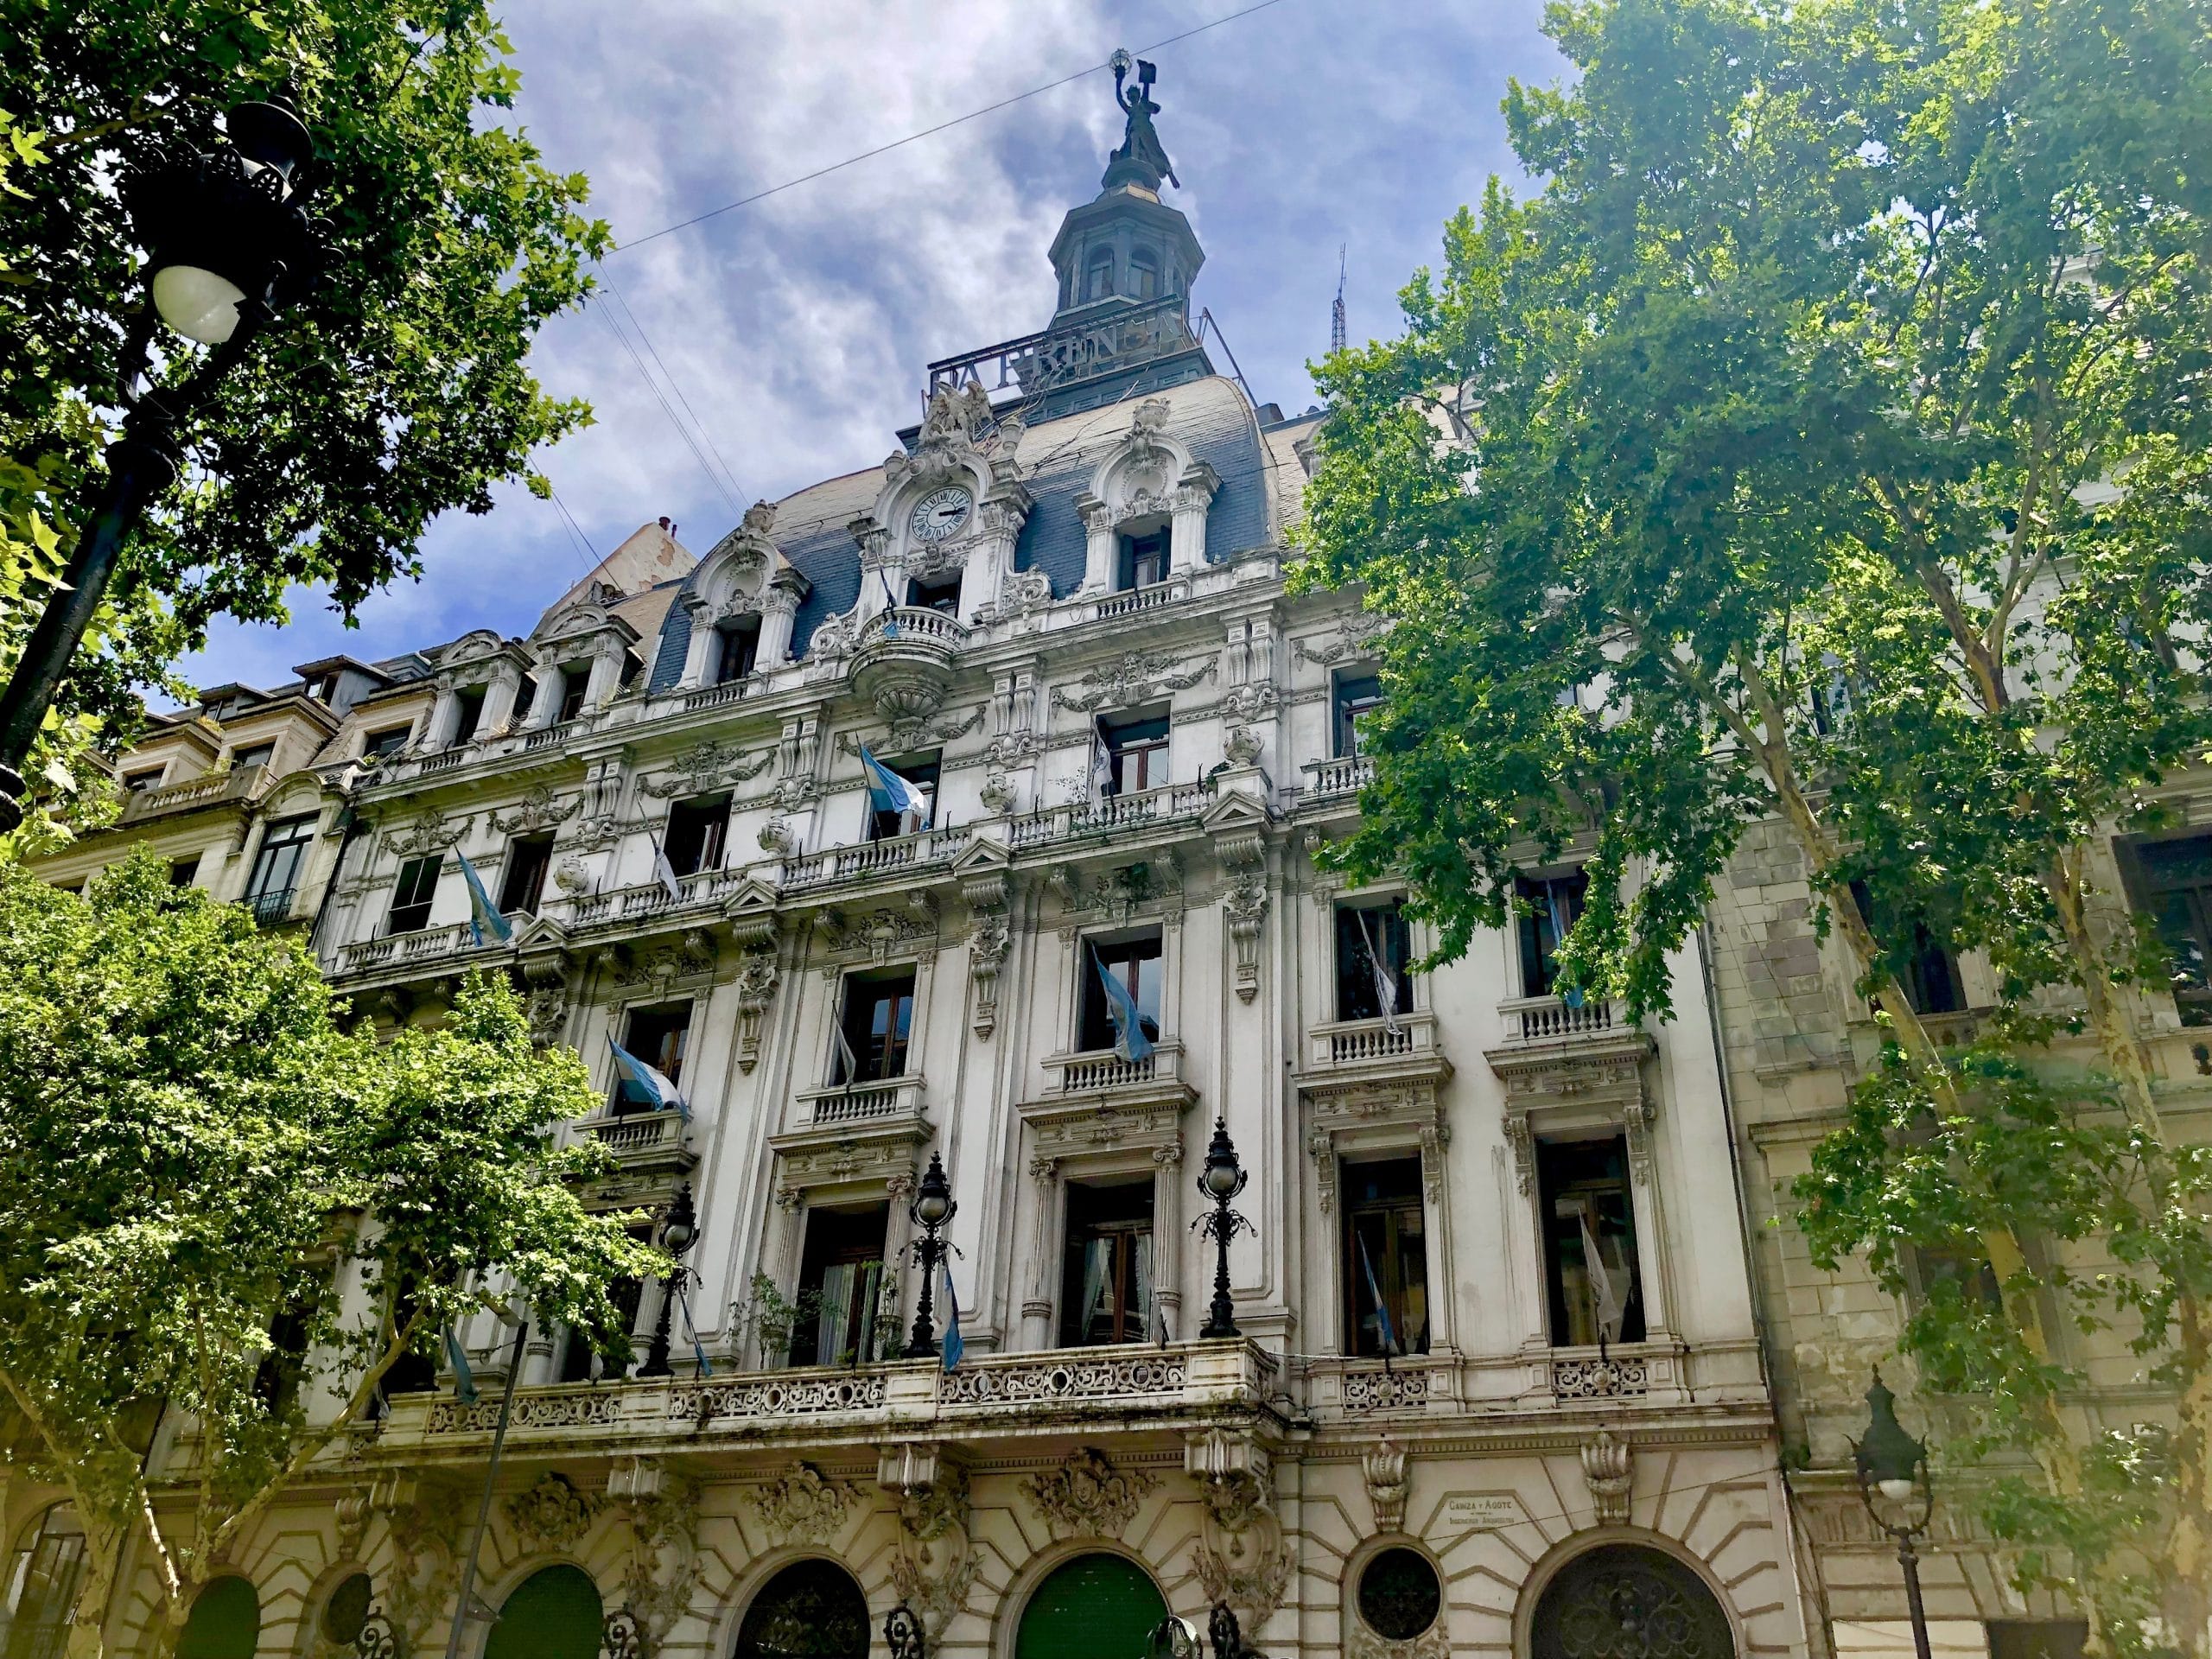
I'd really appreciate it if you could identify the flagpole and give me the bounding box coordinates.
[444,1316,530,1659]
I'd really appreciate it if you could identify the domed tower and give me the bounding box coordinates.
[1046,52,1206,327]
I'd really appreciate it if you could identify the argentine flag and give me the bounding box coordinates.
[860,745,930,820]
[455,849,513,946]
[939,1262,963,1372]
[1092,953,1155,1063]
[608,1034,689,1122]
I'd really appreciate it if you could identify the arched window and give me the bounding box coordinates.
[1531,1545,1733,1659]
[320,1574,373,1649]
[486,1567,601,1659]
[1015,1554,1166,1659]
[176,1577,258,1659]
[734,1561,868,1659]
[1085,247,1116,303]
[1129,249,1159,301]
[2,1504,86,1659]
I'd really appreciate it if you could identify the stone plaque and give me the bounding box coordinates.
[1440,1492,1527,1533]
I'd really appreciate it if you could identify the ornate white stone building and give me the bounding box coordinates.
[10,70,1818,1659]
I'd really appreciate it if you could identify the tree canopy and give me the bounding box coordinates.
[0,852,661,1659]
[1295,0,2212,1648]
[0,0,607,836]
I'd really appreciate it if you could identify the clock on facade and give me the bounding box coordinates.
[908,486,973,543]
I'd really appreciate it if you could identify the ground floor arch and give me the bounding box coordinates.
[486,1565,601,1659]
[732,1560,868,1659]
[1529,1542,1735,1659]
[177,1577,259,1659]
[1014,1554,1168,1659]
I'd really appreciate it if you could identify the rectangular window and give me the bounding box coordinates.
[555,1224,652,1382]
[836,970,917,1084]
[1334,900,1412,1021]
[556,666,590,723]
[1906,1243,2004,1313]
[2124,835,2212,1024]
[1059,1179,1155,1347]
[363,725,410,760]
[791,1204,890,1367]
[252,1293,318,1414]
[1986,1625,2088,1659]
[168,856,201,888]
[906,575,961,616]
[613,1004,690,1113]
[1079,931,1164,1053]
[499,834,556,915]
[230,742,276,772]
[1333,672,1382,760]
[123,768,164,794]
[867,756,938,842]
[448,688,486,747]
[1539,1136,1645,1347]
[663,794,730,877]
[1343,1157,1430,1357]
[381,1282,438,1395]
[1098,714,1169,798]
[1516,871,1588,999]
[511,673,537,728]
[1849,880,1965,1017]
[1116,531,1168,592]
[245,815,317,921]
[386,855,442,935]
[715,620,760,684]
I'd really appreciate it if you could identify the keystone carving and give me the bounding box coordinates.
[613,1459,702,1658]
[639,739,773,799]
[749,1463,854,1546]
[1363,1436,1409,1533]
[1580,1428,1633,1527]
[505,1471,602,1550]
[1020,1447,1156,1540]
[1185,1433,1290,1632]
[734,950,779,1072]
[885,1457,976,1637]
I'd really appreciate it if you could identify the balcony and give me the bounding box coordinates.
[850,607,969,721]
[1493,992,1631,1047]
[1007,782,1209,853]
[1297,753,1374,803]
[245,887,298,929]
[336,921,505,980]
[117,763,264,824]
[792,1072,928,1128]
[1093,577,1189,621]
[577,1107,696,1175]
[779,823,973,893]
[1294,1014,1452,1121]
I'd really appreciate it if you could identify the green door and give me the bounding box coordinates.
[1015,1555,1167,1659]
[177,1578,258,1659]
[486,1567,601,1659]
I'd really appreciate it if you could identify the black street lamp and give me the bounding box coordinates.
[904,1151,957,1360]
[0,90,328,833]
[1854,1369,1936,1659]
[1194,1116,1252,1340]
[638,1182,698,1378]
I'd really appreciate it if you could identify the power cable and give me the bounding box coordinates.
[592,300,747,518]
[604,280,751,507]
[549,486,601,569]
[610,0,1294,251]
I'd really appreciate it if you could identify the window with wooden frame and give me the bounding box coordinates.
[385,855,442,935]
[1334,899,1412,1022]
[790,1204,891,1368]
[715,619,761,683]
[906,574,961,616]
[448,687,485,747]
[556,665,591,723]
[363,724,411,760]
[555,1222,653,1382]
[613,1003,690,1114]
[1059,1179,1154,1347]
[1078,932,1163,1052]
[1116,530,1168,592]
[835,970,916,1084]
[1538,1135,1644,1347]
[663,794,730,876]
[2122,835,2212,1024]
[498,835,555,915]
[866,755,938,842]
[1343,1157,1430,1357]
[1332,672,1382,760]
[1516,871,1588,999]
[1849,879,1965,1017]
[1097,713,1169,798]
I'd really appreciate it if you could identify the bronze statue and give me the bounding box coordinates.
[1106,50,1179,191]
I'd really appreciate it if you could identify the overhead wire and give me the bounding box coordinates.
[593,300,747,519]
[603,280,751,508]
[548,486,601,570]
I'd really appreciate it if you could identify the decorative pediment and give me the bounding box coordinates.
[770,1111,932,1205]
[721,877,782,947]
[512,914,572,954]
[831,702,986,761]
[1485,1005,1657,1194]
[1291,611,1389,669]
[1084,400,1219,531]
[440,628,508,668]
[814,898,941,974]
[696,499,807,619]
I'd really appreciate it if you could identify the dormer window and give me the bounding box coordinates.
[715,618,760,684]
[1129,248,1159,301]
[231,742,276,772]
[449,687,486,747]
[906,575,960,617]
[1085,246,1115,303]
[1116,531,1167,592]
[556,664,590,722]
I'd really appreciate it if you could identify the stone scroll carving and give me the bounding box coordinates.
[1020,1447,1157,1540]
[748,1462,855,1546]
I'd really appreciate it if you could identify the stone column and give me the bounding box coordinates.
[884,1172,918,1353]
[479,660,523,734]
[1024,1155,1060,1348]
[1151,1141,1185,1340]
[582,637,625,709]
[1169,464,1218,574]
[423,680,462,750]
[1075,494,1116,593]
[676,595,717,690]
[521,662,563,730]
[758,581,802,667]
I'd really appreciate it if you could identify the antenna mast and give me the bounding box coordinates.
[1331,245,1347,354]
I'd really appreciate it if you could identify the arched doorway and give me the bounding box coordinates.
[3,1504,87,1659]
[1530,1545,1734,1659]
[177,1577,259,1659]
[1014,1554,1167,1659]
[733,1561,868,1659]
[486,1567,601,1659]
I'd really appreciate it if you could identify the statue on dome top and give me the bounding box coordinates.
[1104,50,1179,193]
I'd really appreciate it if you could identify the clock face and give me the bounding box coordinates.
[909,486,973,543]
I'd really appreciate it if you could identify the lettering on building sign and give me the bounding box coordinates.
[1437,1492,1527,1535]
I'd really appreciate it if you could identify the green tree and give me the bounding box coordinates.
[0,853,664,1659]
[1294,0,2211,1648]
[0,1,606,835]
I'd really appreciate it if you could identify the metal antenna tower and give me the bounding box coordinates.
[1331,245,1347,354]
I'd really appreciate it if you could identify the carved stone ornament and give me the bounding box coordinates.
[1347,1625,1449,1659]
[505,1471,603,1550]
[758,816,796,854]
[489,785,581,836]
[1291,611,1389,669]
[616,931,716,989]
[748,1462,855,1546]
[979,770,1017,815]
[834,703,986,761]
[1019,1447,1157,1540]
[613,1460,703,1658]
[887,1459,977,1637]
[1224,723,1264,767]
[639,739,773,799]
[521,953,572,1046]
[969,912,1010,1040]
[734,950,778,1072]
[1222,863,1268,1002]
[386,811,472,859]
[553,852,593,895]
[1003,569,1054,613]
[816,899,939,972]
[1363,1436,1409,1533]
[1580,1428,1633,1527]
[1049,649,1219,714]
[1185,1433,1289,1630]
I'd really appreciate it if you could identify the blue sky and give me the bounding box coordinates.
[182,0,1564,691]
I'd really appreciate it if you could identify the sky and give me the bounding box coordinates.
[181,0,1565,692]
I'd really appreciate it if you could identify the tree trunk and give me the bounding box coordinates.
[63,1518,120,1659]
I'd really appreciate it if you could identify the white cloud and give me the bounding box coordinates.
[181,0,1560,693]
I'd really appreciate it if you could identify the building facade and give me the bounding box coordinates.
[10,78,1831,1659]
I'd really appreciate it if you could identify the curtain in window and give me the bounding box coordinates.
[1133,1234,1154,1340]
[814,1264,855,1367]
[1078,1240,1113,1338]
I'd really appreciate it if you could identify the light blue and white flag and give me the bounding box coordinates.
[1580,1210,1626,1345]
[1545,882,1585,1008]
[442,1322,479,1403]
[1356,907,1403,1036]
[455,849,513,947]
[649,828,684,903]
[676,1280,714,1377]
[1093,953,1155,1063]
[859,745,930,820]
[1357,1230,1400,1358]
[939,1262,963,1372]
[608,1034,689,1122]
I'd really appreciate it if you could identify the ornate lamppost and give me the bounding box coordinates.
[1854,1370,1936,1659]
[638,1181,698,1378]
[0,90,328,832]
[1194,1117,1252,1340]
[903,1151,957,1359]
